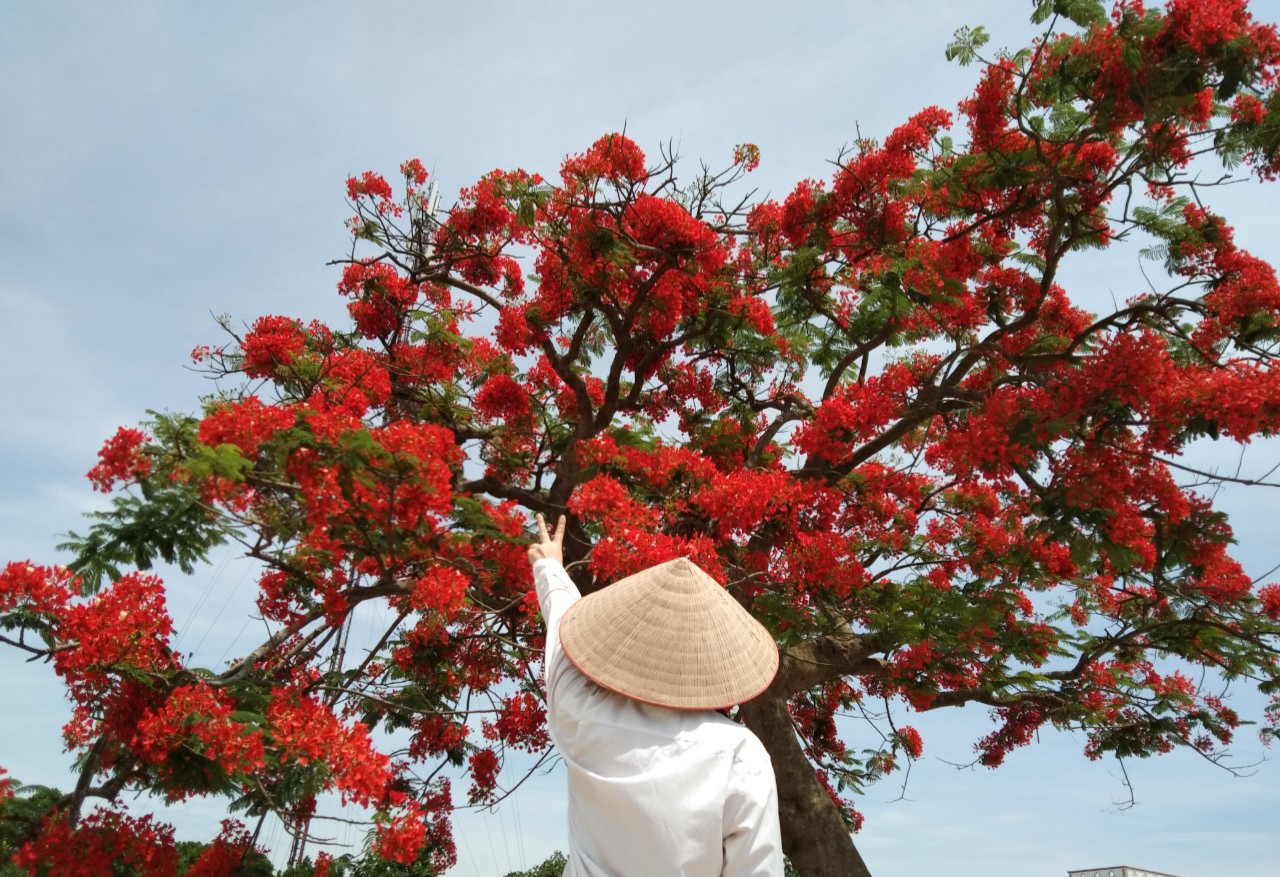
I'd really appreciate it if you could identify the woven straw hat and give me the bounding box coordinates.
[558,557,779,710]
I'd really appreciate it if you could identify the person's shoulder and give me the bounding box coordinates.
[685,713,772,763]
[689,715,776,793]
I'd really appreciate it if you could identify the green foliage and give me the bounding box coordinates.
[500,851,565,877]
[174,839,274,876]
[57,481,234,593]
[0,779,61,876]
[1031,0,1107,27]
[944,25,990,66]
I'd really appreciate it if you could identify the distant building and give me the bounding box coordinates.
[1070,868,1184,877]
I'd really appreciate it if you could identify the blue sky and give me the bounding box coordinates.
[3,2,1280,876]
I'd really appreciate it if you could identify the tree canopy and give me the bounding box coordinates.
[4,1,1280,876]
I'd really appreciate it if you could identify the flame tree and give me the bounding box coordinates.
[5,2,1280,876]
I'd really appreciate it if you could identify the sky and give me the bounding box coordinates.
[2,2,1280,876]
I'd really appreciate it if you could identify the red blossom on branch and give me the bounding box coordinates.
[86,427,151,492]
[14,809,178,877]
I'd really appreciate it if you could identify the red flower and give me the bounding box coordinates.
[15,809,178,877]
[409,567,470,618]
[562,133,648,185]
[976,706,1045,767]
[1256,583,1280,620]
[136,683,266,794]
[377,804,428,865]
[182,821,262,877]
[87,427,151,492]
[198,396,295,458]
[339,261,419,339]
[733,143,761,172]
[400,158,429,186]
[623,193,718,256]
[492,692,549,753]
[53,572,178,697]
[266,688,392,807]
[1163,0,1254,54]
[896,726,924,760]
[347,170,394,202]
[0,561,74,616]
[795,365,913,463]
[475,373,531,421]
[1232,94,1267,125]
[467,748,500,802]
[240,314,310,377]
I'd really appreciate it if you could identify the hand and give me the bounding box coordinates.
[528,513,566,566]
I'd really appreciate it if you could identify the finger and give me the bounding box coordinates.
[554,514,567,545]
[535,513,549,543]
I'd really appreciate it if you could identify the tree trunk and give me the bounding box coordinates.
[739,690,874,877]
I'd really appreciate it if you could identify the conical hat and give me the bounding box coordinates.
[558,557,779,710]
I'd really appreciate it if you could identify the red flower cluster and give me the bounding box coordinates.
[197,395,295,457]
[87,426,151,492]
[317,348,392,416]
[15,809,178,877]
[1259,584,1280,620]
[346,170,401,216]
[53,572,177,702]
[488,691,549,753]
[895,726,924,760]
[475,373,532,422]
[339,261,420,339]
[388,339,460,387]
[795,365,914,463]
[182,820,262,877]
[0,561,74,615]
[376,802,428,865]
[266,688,392,807]
[976,705,1046,767]
[239,314,324,378]
[1164,0,1261,54]
[1178,206,1280,349]
[562,133,648,185]
[408,714,469,760]
[400,158,429,186]
[960,59,1016,152]
[813,768,864,833]
[136,683,266,796]
[733,142,761,172]
[409,566,470,618]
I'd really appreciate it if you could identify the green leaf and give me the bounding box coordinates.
[516,197,537,228]
[1121,43,1143,73]
[945,25,989,66]
[185,442,254,483]
[1032,0,1104,27]
[1062,0,1106,27]
[57,484,235,592]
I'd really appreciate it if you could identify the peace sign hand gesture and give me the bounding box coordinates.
[528,513,566,566]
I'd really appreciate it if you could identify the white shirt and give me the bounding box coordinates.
[533,559,784,877]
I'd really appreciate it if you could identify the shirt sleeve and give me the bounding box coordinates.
[532,557,581,690]
[722,745,785,877]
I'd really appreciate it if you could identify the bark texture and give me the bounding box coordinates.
[738,633,883,877]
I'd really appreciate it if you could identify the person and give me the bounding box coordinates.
[528,513,784,877]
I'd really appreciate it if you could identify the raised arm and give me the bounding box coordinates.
[527,513,580,668]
